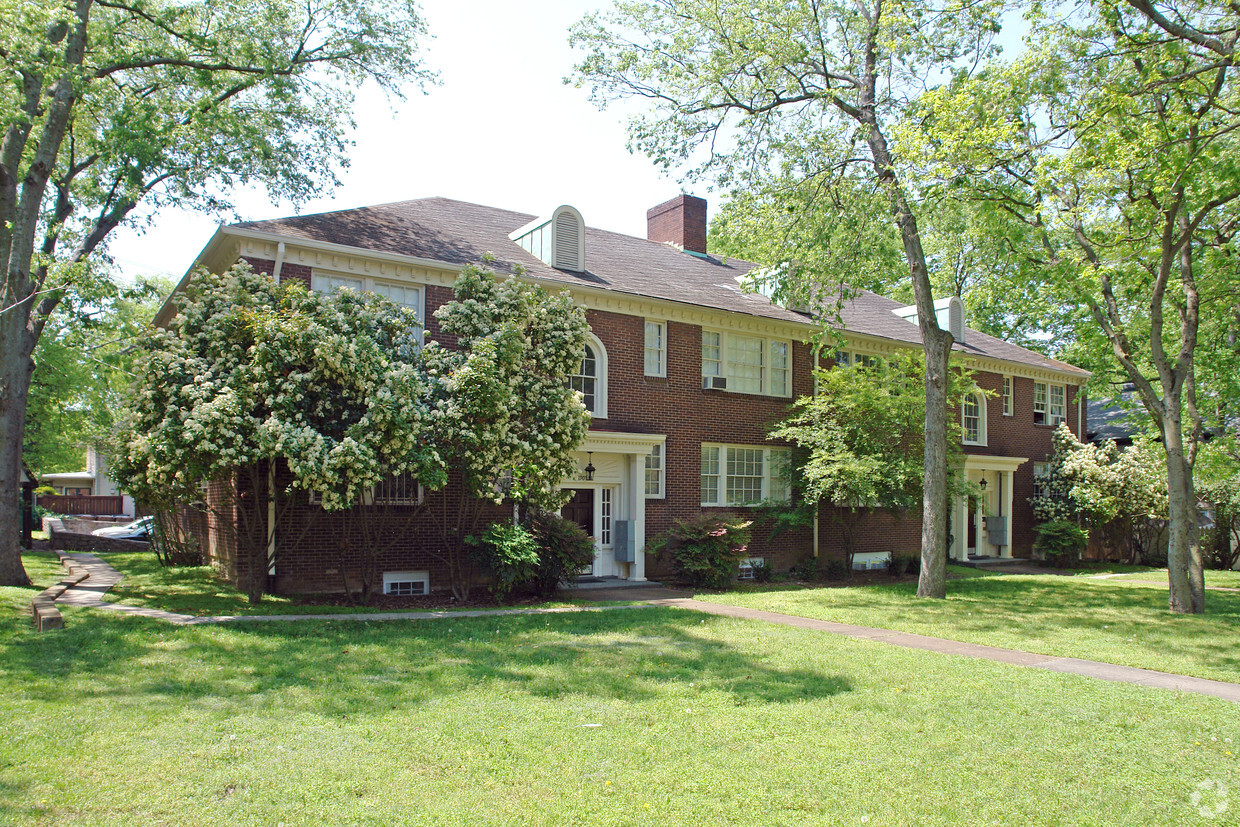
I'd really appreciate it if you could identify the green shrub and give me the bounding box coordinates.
[750,558,773,583]
[470,523,541,603]
[1034,520,1089,568]
[823,558,850,580]
[788,556,819,581]
[527,512,596,598]
[648,515,753,589]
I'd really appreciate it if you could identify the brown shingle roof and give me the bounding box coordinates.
[233,197,1086,377]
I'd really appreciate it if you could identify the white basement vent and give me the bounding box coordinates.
[382,570,429,596]
[510,205,586,272]
[891,296,965,343]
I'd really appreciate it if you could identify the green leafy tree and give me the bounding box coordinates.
[772,350,971,570]
[906,1,1239,611]
[572,0,1006,599]
[114,263,435,603]
[0,0,432,585]
[24,275,169,475]
[425,264,592,600]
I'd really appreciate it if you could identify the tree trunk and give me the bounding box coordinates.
[918,331,954,599]
[0,309,35,586]
[1163,416,1204,613]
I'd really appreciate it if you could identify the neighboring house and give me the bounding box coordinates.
[156,195,1089,594]
[1087,385,1144,447]
[38,446,135,517]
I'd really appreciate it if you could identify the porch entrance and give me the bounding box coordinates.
[563,488,595,536]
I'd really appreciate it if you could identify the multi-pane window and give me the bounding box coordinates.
[644,321,666,376]
[1032,462,1051,497]
[769,341,789,396]
[701,445,792,506]
[599,488,613,546]
[963,393,984,445]
[726,447,765,504]
[1002,376,1013,416]
[700,445,721,504]
[570,345,598,413]
[1034,382,1066,426]
[702,330,792,396]
[1050,384,1066,426]
[727,334,765,394]
[312,273,363,294]
[702,331,722,377]
[373,472,423,505]
[644,444,665,498]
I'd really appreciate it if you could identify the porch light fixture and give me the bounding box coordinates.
[979,478,988,491]
[583,452,596,481]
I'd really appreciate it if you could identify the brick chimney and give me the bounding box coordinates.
[647,194,707,254]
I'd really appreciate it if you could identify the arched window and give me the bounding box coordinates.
[963,392,986,446]
[570,333,608,418]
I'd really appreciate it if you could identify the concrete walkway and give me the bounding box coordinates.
[49,552,1240,703]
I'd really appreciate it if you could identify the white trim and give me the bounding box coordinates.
[644,319,667,377]
[701,328,793,398]
[1002,375,1014,416]
[572,332,609,419]
[579,430,666,455]
[382,570,430,596]
[644,443,665,499]
[700,443,792,507]
[963,391,987,446]
[166,227,1090,385]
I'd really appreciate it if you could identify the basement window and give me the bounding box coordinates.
[383,571,429,596]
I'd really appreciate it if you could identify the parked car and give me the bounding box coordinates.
[91,516,155,540]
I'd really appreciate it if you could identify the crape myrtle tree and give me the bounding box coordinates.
[906,1,1240,611]
[0,0,432,585]
[425,264,592,601]
[115,262,592,603]
[114,263,436,603]
[571,0,1007,598]
[771,350,972,571]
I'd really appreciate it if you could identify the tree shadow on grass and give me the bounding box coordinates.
[0,608,851,718]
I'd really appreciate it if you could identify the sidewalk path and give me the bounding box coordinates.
[51,552,1240,703]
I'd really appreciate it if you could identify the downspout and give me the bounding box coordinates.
[272,241,286,284]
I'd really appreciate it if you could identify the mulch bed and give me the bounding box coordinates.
[288,588,560,611]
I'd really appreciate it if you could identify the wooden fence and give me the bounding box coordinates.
[37,494,125,516]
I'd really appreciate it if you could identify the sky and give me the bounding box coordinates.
[106,0,681,284]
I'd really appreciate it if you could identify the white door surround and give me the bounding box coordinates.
[561,430,665,581]
[952,455,1027,561]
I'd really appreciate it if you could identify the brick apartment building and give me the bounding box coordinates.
[155,195,1088,594]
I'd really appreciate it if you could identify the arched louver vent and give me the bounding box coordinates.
[509,205,586,272]
[554,209,582,271]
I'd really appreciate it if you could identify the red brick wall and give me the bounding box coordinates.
[646,195,708,254]
[961,372,1086,557]
[219,255,1084,587]
[581,309,815,575]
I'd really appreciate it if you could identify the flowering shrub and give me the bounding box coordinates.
[1034,520,1089,567]
[527,512,596,598]
[648,515,753,589]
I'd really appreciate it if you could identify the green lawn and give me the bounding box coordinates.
[0,575,1237,826]
[95,552,617,616]
[1107,569,1240,590]
[702,565,1240,683]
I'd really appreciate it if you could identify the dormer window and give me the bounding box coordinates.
[510,205,586,272]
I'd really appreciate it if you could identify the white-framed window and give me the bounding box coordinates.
[311,273,424,344]
[570,333,608,418]
[836,350,881,369]
[599,488,613,546]
[963,392,986,446]
[701,330,793,397]
[372,472,424,506]
[1002,376,1013,416]
[738,557,765,580]
[1032,462,1051,497]
[1034,381,1065,426]
[644,444,665,498]
[700,444,793,507]
[644,320,666,377]
[382,570,429,596]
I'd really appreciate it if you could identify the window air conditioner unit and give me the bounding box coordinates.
[702,376,728,391]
